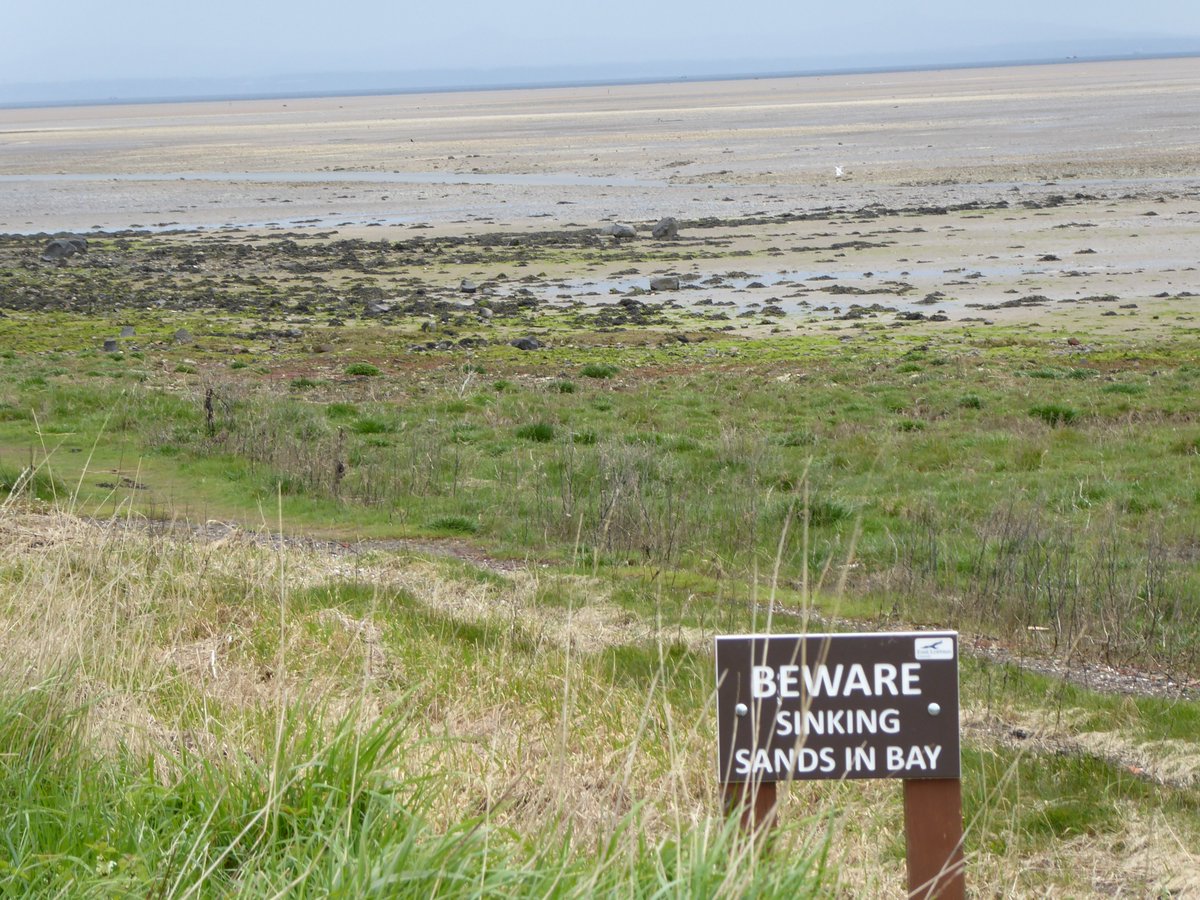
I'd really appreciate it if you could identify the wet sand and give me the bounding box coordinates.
[1,57,1197,335]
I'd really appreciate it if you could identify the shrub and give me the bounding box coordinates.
[428,515,479,535]
[1101,383,1145,395]
[515,422,555,442]
[326,402,358,419]
[291,377,318,390]
[553,380,577,394]
[1029,403,1080,426]
[581,363,619,379]
[173,364,198,374]
[353,418,392,435]
[345,363,380,377]
[958,394,983,409]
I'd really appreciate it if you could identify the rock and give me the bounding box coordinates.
[40,236,88,262]
[173,328,192,343]
[459,279,478,294]
[510,337,543,351]
[651,217,679,240]
[1067,337,1081,346]
[365,302,392,316]
[649,276,680,291]
[120,325,135,338]
[478,307,494,320]
[102,339,119,352]
[600,223,637,239]
[314,343,334,353]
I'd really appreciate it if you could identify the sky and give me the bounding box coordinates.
[3,0,1200,101]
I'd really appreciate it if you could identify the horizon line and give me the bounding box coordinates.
[3,50,1198,112]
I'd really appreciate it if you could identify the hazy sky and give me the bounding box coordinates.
[4,0,1199,87]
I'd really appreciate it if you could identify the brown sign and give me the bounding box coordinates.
[716,632,960,782]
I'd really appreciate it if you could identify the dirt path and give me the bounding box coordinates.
[90,514,1200,703]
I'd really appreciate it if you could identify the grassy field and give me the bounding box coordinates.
[2,227,1200,895]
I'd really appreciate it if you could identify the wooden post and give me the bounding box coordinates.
[723,780,777,832]
[903,778,965,899]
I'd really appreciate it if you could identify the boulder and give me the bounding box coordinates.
[459,279,478,294]
[600,223,637,239]
[102,339,119,352]
[40,236,88,262]
[510,337,543,351]
[173,328,192,343]
[120,325,136,338]
[651,217,679,240]
[649,276,680,291]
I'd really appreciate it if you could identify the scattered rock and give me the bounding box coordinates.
[40,236,88,262]
[173,328,193,343]
[120,325,135,338]
[510,337,543,351]
[459,279,478,294]
[649,275,680,291]
[651,217,679,240]
[478,307,494,320]
[102,339,119,352]
[600,223,637,239]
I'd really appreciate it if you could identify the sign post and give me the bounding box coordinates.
[716,631,964,898]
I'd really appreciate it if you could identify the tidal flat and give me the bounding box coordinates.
[0,58,1198,896]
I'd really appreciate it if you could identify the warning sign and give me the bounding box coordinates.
[716,632,960,782]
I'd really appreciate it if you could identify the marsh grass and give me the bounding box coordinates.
[0,506,839,897]
[3,337,1198,670]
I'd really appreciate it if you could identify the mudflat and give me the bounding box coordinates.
[1,57,1197,336]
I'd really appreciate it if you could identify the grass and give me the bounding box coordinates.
[2,228,1200,894]
[0,507,1196,896]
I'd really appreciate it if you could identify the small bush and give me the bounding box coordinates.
[345,363,380,377]
[1027,368,1063,379]
[493,379,514,392]
[553,380,577,394]
[958,394,983,409]
[581,363,619,379]
[779,495,854,527]
[1101,383,1145,395]
[516,422,555,442]
[896,418,925,432]
[895,362,922,374]
[230,360,249,369]
[1029,403,1080,426]
[428,515,479,535]
[326,402,358,419]
[173,364,198,374]
[353,418,392,435]
[290,377,318,390]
